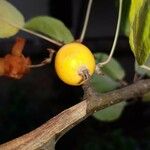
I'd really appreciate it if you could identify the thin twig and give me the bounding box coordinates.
[79,0,93,42]
[20,28,63,46]
[96,0,123,68]
[29,49,55,68]
[0,17,63,46]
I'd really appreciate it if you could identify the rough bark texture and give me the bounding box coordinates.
[0,79,150,150]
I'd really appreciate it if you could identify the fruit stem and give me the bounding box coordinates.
[0,17,63,46]
[79,0,93,42]
[29,48,55,68]
[78,66,91,84]
[96,0,123,68]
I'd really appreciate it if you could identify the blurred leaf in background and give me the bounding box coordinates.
[91,53,126,122]
[77,129,139,150]
[91,74,121,93]
[93,101,126,122]
[94,53,125,80]
[143,91,150,102]
[117,0,131,36]
[0,0,25,38]
[91,53,125,94]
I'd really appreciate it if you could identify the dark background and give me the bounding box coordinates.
[10,0,117,37]
[0,0,150,149]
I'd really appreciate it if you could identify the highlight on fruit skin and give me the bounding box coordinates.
[55,42,96,86]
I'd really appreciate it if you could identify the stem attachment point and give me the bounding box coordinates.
[78,66,91,84]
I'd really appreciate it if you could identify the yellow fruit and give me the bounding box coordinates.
[55,42,95,86]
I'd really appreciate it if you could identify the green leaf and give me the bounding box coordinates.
[0,0,25,38]
[117,0,131,36]
[94,53,125,80]
[91,74,121,93]
[93,101,126,122]
[143,91,150,102]
[121,0,131,36]
[25,16,74,44]
[129,0,150,65]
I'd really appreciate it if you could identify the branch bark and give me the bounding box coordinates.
[1,79,150,150]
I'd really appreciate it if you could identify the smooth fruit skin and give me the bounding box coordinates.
[55,42,96,86]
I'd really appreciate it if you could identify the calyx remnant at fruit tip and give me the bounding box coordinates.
[78,66,90,84]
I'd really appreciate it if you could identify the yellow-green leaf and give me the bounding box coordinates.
[129,0,150,65]
[0,0,25,38]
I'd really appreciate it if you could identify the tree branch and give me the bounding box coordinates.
[1,79,150,150]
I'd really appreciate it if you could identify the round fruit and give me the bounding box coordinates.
[55,42,95,86]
